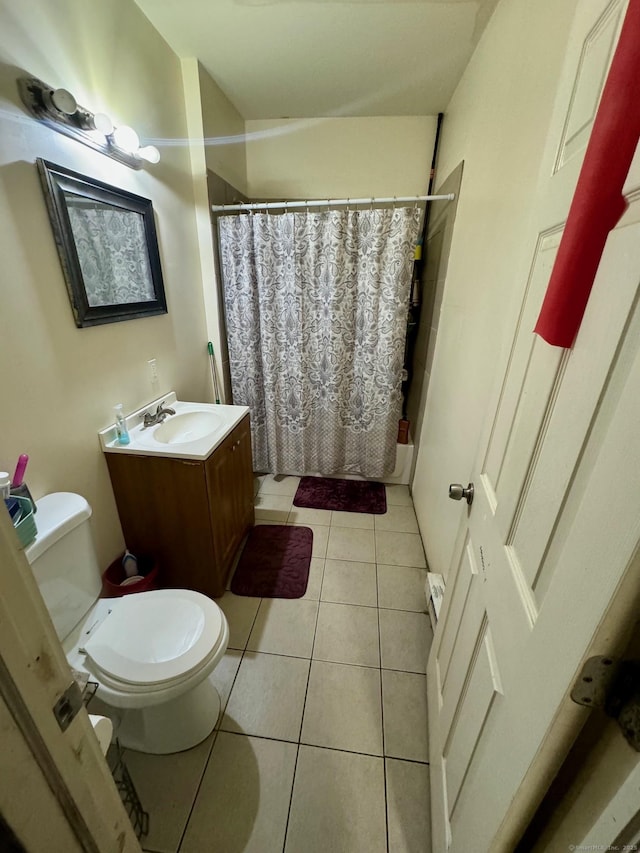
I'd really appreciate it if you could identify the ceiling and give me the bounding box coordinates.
[133,0,498,119]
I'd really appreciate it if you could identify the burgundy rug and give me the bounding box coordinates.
[293,476,387,514]
[230,525,313,598]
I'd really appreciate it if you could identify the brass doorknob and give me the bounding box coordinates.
[449,483,474,505]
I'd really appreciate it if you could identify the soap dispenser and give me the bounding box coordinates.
[114,404,130,446]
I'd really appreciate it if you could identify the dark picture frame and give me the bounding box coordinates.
[37,159,167,327]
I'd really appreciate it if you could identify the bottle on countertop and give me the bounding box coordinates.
[114,404,130,446]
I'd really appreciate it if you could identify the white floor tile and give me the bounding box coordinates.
[375,530,426,567]
[124,733,214,853]
[321,558,378,607]
[313,602,380,667]
[285,746,386,853]
[225,534,250,590]
[288,506,332,525]
[377,564,428,612]
[144,486,435,853]
[259,474,301,496]
[222,652,310,741]
[181,733,297,853]
[330,510,375,529]
[300,557,325,601]
[326,526,376,562]
[247,598,319,658]
[379,609,432,674]
[215,592,261,651]
[210,650,242,721]
[382,670,429,762]
[385,484,414,506]
[291,521,329,558]
[386,758,431,853]
[375,505,420,534]
[301,660,383,755]
[254,493,292,521]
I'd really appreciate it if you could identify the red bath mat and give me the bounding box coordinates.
[293,476,387,514]
[230,525,313,598]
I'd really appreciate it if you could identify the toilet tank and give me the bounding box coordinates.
[25,493,102,643]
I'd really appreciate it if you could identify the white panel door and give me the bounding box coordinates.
[0,513,141,851]
[428,1,640,850]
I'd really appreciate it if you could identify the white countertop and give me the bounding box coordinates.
[99,392,249,461]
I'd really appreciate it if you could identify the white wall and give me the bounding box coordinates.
[245,116,437,199]
[199,64,247,195]
[181,59,248,403]
[0,0,209,567]
[411,0,580,576]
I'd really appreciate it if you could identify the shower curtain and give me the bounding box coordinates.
[218,207,421,478]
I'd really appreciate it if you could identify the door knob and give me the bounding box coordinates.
[449,483,474,505]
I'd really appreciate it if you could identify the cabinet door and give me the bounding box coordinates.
[206,428,238,577]
[105,453,215,592]
[205,415,254,589]
[229,415,255,535]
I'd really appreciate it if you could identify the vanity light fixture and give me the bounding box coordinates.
[138,145,161,164]
[111,124,140,154]
[17,76,160,169]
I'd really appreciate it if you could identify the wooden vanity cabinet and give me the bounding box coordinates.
[105,414,254,598]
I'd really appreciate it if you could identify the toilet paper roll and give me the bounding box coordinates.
[88,713,113,756]
[120,574,144,586]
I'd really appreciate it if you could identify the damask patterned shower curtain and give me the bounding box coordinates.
[218,207,421,478]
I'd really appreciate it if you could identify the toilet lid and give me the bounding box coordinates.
[83,589,224,686]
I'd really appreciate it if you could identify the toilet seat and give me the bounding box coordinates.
[83,589,225,689]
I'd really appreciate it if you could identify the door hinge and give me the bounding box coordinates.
[570,656,640,752]
[52,680,84,732]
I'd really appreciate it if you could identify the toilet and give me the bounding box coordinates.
[25,492,229,754]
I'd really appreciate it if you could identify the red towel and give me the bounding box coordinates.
[534,0,640,348]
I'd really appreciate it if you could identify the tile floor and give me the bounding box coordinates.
[124,475,433,853]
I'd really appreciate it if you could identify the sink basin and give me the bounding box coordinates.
[150,411,221,445]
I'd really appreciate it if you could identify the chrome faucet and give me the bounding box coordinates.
[142,402,176,428]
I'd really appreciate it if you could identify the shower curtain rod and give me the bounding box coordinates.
[211,193,455,213]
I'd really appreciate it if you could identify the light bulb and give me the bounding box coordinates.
[138,145,160,164]
[92,112,114,136]
[48,88,77,115]
[112,125,140,153]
